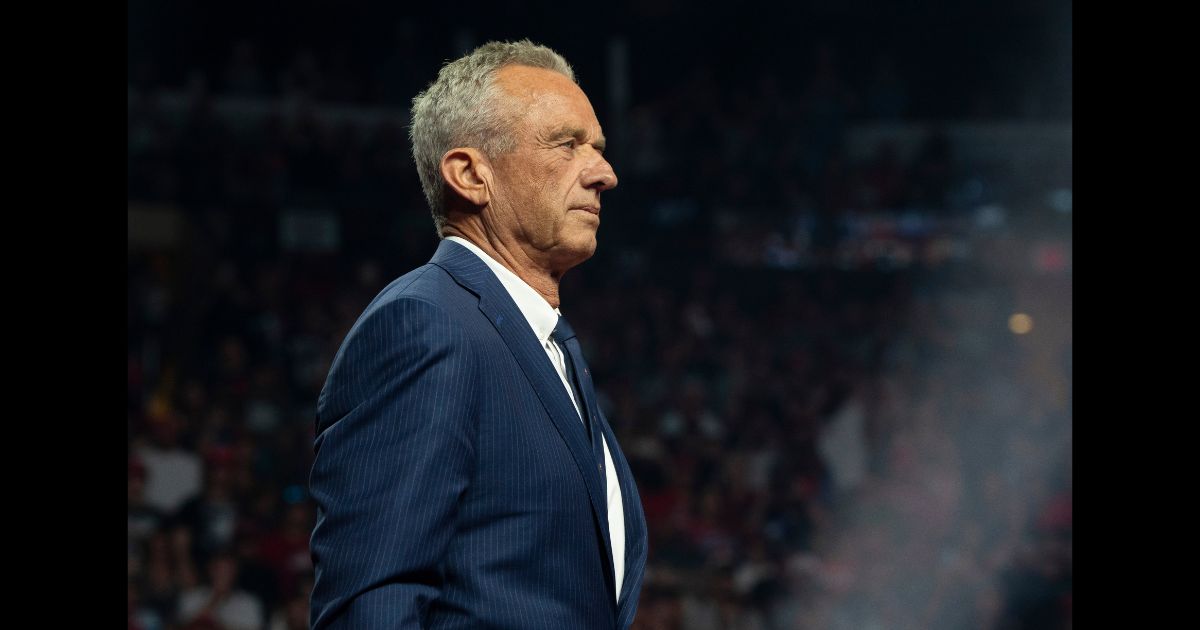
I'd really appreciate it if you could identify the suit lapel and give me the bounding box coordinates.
[430,240,617,598]
[594,405,648,624]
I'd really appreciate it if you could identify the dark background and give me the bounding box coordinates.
[127,2,1072,629]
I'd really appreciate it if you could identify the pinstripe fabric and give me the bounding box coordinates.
[310,239,648,629]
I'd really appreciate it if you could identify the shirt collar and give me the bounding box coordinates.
[444,236,561,342]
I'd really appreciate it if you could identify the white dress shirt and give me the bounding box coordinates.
[446,236,626,601]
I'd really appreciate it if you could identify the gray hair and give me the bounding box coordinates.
[409,39,576,234]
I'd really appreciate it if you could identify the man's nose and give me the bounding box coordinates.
[582,154,618,192]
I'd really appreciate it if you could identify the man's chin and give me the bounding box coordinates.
[550,232,598,271]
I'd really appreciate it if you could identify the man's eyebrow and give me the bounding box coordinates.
[546,125,585,140]
[547,125,607,151]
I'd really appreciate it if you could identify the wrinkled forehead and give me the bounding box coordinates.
[495,65,599,129]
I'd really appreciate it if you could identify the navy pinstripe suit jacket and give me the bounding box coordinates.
[310,239,648,629]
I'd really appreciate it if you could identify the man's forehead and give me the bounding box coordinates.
[495,65,601,139]
[496,65,589,106]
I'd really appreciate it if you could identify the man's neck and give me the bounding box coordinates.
[442,224,562,309]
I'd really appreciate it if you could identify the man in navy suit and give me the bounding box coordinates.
[309,40,648,629]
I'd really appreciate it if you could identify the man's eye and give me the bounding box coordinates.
[559,140,576,149]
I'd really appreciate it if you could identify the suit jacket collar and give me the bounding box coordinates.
[429,238,621,603]
[442,235,561,343]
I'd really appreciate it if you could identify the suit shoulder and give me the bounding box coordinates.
[317,264,479,424]
[340,264,475,345]
[366,263,464,311]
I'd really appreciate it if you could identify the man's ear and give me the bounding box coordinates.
[440,148,491,207]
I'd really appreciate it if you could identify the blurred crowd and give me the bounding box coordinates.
[128,28,1071,630]
[128,5,1070,121]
